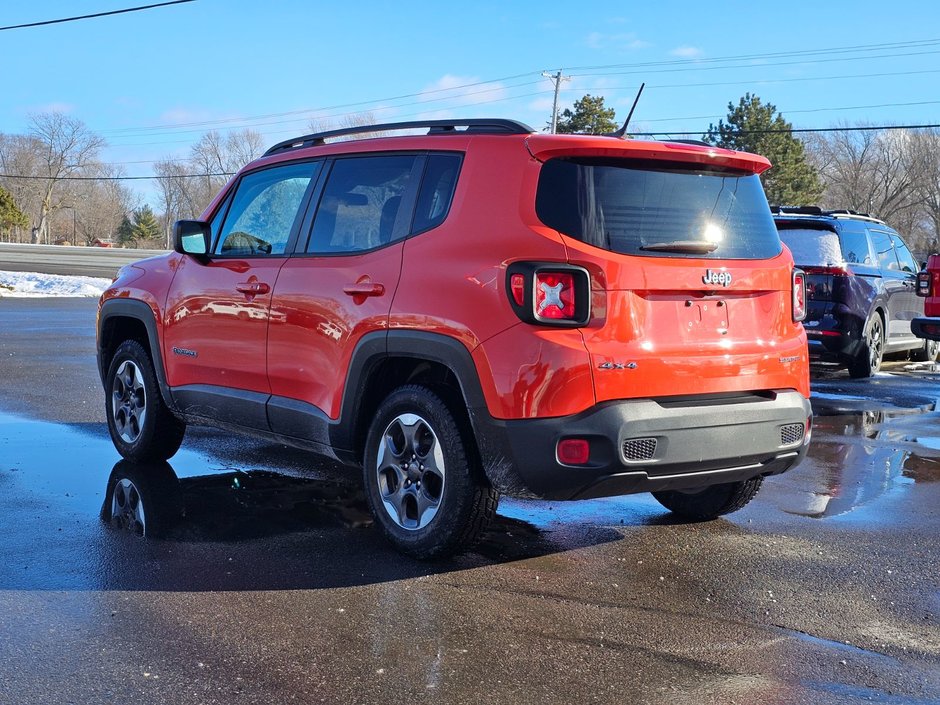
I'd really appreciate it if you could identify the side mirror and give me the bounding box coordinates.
[173,220,211,256]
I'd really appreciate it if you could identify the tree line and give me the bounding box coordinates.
[2,98,940,257]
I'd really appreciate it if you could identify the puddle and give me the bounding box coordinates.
[765,411,940,520]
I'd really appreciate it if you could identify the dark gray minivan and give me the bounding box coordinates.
[773,207,936,377]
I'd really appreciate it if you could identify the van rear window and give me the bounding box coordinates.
[536,158,782,259]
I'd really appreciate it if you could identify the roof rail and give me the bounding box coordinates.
[770,205,886,225]
[263,118,535,156]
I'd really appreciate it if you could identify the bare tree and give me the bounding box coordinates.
[27,112,105,243]
[911,128,940,255]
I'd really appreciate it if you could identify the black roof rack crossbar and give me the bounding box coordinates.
[770,205,885,224]
[264,118,535,156]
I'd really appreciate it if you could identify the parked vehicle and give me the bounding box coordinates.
[912,253,940,341]
[773,206,937,377]
[97,118,812,558]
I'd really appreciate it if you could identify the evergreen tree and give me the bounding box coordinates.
[704,93,822,206]
[130,206,161,242]
[0,186,29,238]
[116,213,135,245]
[554,94,618,135]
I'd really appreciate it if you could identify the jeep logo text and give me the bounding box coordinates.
[702,269,732,287]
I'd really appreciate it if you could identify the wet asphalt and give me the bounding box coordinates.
[0,298,938,704]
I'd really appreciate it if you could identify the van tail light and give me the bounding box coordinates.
[792,269,807,322]
[506,263,591,327]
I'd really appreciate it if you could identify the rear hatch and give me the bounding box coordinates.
[528,136,807,401]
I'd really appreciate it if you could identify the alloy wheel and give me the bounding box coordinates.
[374,413,446,530]
[111,360,147,444]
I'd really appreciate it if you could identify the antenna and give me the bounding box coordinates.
[607,83,645,139]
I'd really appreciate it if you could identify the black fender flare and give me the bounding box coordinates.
[97,298,177,412]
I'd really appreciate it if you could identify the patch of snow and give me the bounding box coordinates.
[0,270,109,298]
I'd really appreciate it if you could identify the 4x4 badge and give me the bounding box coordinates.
[703,269,732,287]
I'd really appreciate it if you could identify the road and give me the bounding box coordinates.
[0,298,938,704]
[0,243,165,278]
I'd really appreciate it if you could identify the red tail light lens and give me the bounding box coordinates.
[535,272,576,320]
[510,274,526,306]
[793,270,807,322]
[557,438,590,465]
[505,263,590,327]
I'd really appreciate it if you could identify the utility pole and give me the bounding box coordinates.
[542,70,570,133]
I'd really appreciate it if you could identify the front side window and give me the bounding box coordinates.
[214,162,319,256]
[869,230,899,271]
[307,155,418,254]
[536,158,782,259]
[891,234,918,273]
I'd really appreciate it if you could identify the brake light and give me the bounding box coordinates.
[535,272,576,319]
[793,269,807,322]
[505,263,591,327]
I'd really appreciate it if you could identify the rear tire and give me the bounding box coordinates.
[847,314,884,378]
[363,384,498,560]
[105,340,185,462]
[652,477,763,520]
[910,337,939,363]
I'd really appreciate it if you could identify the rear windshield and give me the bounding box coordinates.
[777,226,874,266]
[535,158,782,259]
[778,228,843,266]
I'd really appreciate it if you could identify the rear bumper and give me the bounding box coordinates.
[472,390,812,500]
[912,317,940,342]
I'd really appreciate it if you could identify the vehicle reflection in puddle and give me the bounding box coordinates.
[101,460,372,541]
[767,410,940,519]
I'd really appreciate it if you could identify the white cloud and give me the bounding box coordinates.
[671,45,704,59]
[587,32,650,51]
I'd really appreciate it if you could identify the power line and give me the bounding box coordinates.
[0,1,196,31]
[3,123,940,181]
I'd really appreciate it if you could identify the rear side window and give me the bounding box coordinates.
[536,158,782,259]
[413,154,461,233]
[307,155,418,254]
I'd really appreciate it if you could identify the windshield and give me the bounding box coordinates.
[535,158,782,259]
[777,228,844,266]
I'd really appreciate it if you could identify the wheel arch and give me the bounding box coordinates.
[98,299,176,412]
[336,331,489,466]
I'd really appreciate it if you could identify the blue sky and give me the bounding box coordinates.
[1,1,939,204]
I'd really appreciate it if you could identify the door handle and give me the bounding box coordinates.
[343,282,385,297]
[236,281,270,295]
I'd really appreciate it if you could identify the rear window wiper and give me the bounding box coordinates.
[639,240,719,254]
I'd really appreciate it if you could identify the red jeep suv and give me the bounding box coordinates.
[97,119,812,558]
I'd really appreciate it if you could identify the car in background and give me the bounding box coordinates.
[913,253,940,341]
[773,206,937,377]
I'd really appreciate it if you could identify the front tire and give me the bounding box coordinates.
[106,340,185,462]
[653,477,763,520]
[363,385,498,560]
[847,314,884,378]
[101,460,183,538]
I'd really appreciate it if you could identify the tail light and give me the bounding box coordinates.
[506,263,591,327]
[917,269,937,298]
[792,269,807,322]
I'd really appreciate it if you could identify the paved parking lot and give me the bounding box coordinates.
[0,298,938,704]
